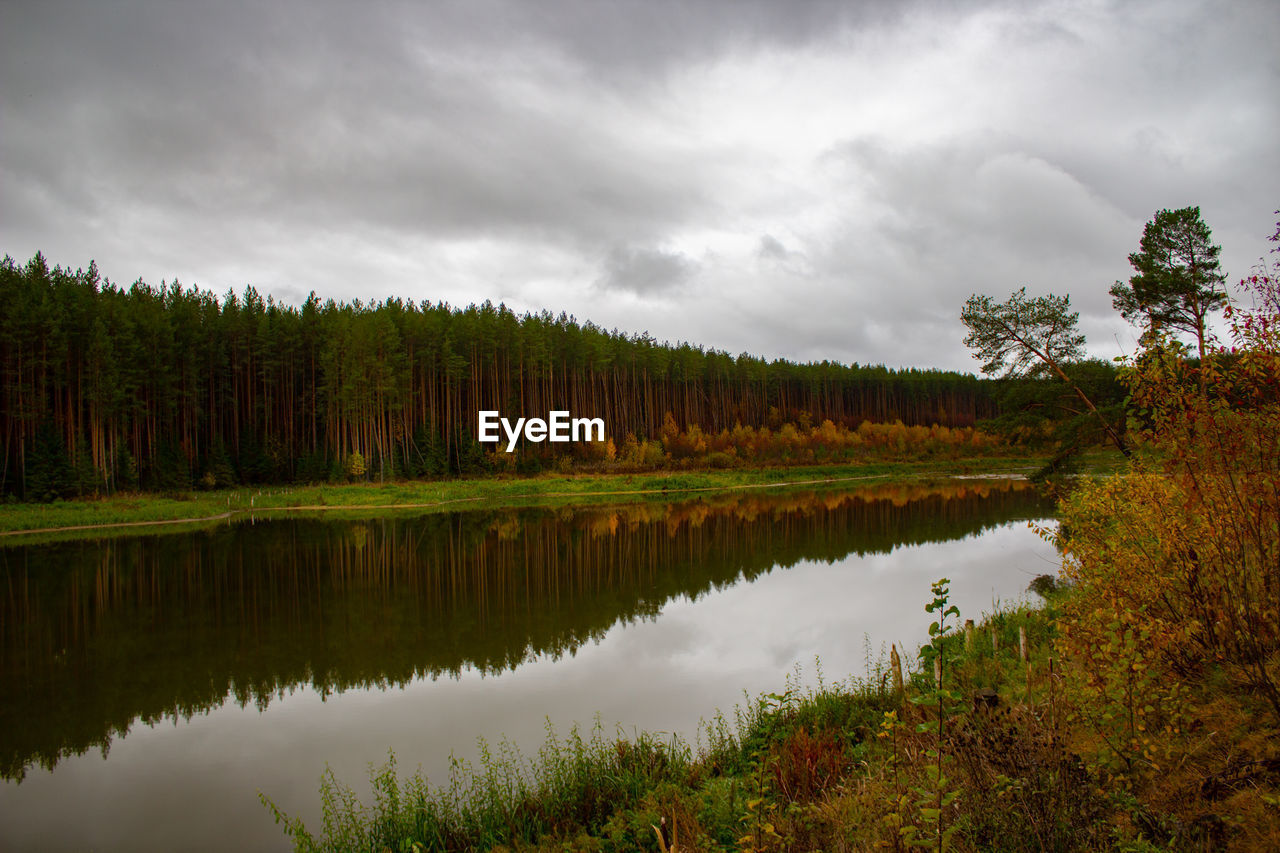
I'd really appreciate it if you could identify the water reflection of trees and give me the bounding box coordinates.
[0,480,1050,780]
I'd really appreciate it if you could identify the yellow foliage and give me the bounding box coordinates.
[1056,271,1280,791]
[659,412,681,449]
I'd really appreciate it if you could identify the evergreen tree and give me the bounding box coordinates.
[73,437,99,496]
[209,442,239,489]
[1110,206,1226,365]
[962,288,1128,456]
[26,422,74,502]
[115,446,140,492]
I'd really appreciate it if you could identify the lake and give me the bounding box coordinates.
[0,479,1057,851]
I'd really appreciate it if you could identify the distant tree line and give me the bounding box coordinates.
[1,252,1001,498]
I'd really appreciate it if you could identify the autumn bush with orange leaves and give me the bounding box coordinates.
[596,413,1004,472]
[1054,224,1280,823]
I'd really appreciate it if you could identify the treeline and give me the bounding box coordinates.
[0,252,999,498]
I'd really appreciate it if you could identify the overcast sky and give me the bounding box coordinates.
[3,0,1277,372]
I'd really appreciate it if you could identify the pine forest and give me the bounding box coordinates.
[0,252,1001,498]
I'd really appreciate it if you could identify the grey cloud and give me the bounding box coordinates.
[2,0,737,258]
[756,234,816,279]
[597,245,695,295]
[416,0,916,77]
[2,0,1276,374]
[758,235,789,260]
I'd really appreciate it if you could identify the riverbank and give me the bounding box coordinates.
[0,454,1097,541]
[262,579,1280,852]
[261,590,1060,852]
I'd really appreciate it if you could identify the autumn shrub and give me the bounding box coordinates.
[950,704,1109,852]
[625,414,1005,472]
[344,451,366,480]
[617,432,665,471]
[1055,472,1201,776]
[1053,238,1280,841]
[1060,329,1280,719]
[704,450,737,469]
[768,726,848,805]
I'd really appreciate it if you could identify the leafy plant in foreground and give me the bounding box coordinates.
[902,578,964,851]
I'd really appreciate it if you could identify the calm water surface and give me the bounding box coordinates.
[0,480,1056,851]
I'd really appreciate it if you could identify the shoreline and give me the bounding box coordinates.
[0,456,1071,542]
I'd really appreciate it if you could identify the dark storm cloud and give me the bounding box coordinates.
[2,0,1277,371]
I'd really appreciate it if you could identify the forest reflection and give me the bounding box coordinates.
[1,479,1051,781]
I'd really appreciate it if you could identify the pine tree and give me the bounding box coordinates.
[1110,206,1226,366]
[26,422,74,502]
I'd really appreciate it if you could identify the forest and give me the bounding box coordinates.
[0,251,1005,499]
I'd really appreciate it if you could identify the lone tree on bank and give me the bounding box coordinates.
[1110,206,1226,366]
[961,288,1129,456]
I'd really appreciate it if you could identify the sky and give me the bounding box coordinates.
[2,0,1277,373]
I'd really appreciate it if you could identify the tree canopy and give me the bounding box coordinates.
[961,288,1127,456]
[960,288,1084,380]
[1109,206,1226,360]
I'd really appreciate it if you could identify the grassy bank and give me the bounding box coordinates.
[260,588,1053,852]
[261,577,1280,852]
[0,455,1068,540]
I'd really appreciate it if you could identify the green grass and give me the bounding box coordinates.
[269,572,1253,852]
[0,455,1065,542]
[262,721,698,853]
[258,589,1083,853]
